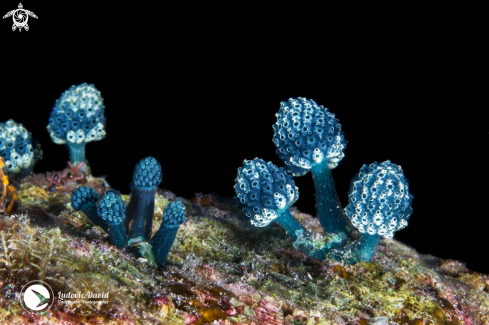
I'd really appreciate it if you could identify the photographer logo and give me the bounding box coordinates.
[20,280,54,314]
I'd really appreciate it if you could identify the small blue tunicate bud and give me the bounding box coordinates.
[97,190,126,225]
[71,186,100,211]
[162,201,186,227]
[71,186,109,233]
[132,156,163,189]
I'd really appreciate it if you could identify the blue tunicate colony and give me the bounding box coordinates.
[126,156,163,239]
[0,119,42,178]
[235,97,414,263]
[234,158,298,228]
[273,97,346,175]
[46,83,106,165]
[345,161,413,261]
[346,161,412,238]
[97,190,128,248]
[150,201,186,267]
[235,158,328,260]
[272,97,350,235]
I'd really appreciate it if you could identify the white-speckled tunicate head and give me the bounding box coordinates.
[272,97,347,176]
[46,83,106,145]
[234,158,299,227]
[0,119,42,178]
[344,160,413,238]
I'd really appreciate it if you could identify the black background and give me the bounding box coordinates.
[1,3,487,273]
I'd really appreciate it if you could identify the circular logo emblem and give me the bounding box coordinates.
[20,280,54,314]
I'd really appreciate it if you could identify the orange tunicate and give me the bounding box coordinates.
[6,185,16,213]
[0,157,16,213]
[1,157,7,199]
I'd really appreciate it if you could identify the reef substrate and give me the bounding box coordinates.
[0,175,488,325]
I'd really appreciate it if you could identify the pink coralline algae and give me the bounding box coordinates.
[253,298,283,325]
[19,161,107,195]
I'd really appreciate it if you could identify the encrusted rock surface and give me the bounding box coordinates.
[0,173,488,324]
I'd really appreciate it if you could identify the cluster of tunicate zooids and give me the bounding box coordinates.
[234,97,414,263]
[3,84,414,267]
[1,83,186,268]
[53,85,186,268]
[71,156,186,268]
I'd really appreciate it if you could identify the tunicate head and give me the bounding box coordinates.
[97,190,126,225]
[272,97,346,176]
[234,158,299,227]
[0,119,42,178]
[71,186,100,211]
[46,83,106,146]
[345,160,413,238]
[132,156,162,189]
[162,201,186,228]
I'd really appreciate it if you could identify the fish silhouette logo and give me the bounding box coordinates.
[3,3,38,32]
[20,281,54,314]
